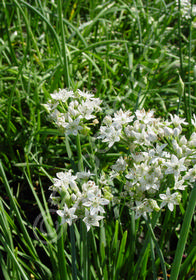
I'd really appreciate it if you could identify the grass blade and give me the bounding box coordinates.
[170,182,196,280]
[0,161,37,258]
[0,234,29,280]
[114,230,127,279]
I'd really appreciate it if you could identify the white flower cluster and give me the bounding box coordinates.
[175,0,196,19]
[43,88,102,136]
[98,109,196,219]
[97,109,135,147]
[49,170,110,231]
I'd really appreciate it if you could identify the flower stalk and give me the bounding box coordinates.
[70,224,78,280]
[76,133,84,172]
[57,221,68,280]
[170,181,196,280]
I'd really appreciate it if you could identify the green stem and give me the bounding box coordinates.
[187,16,192,126]
[0,234,29,280]
[170,182,196,280]
[57,0,70,87]
[146,218,168,280]
[133,212,159,279]
[76,134,84,172]
[65,136,77,173]
[57,221,68,280]
[81,221,88,280]
[76,134,87,278]
[70,224,78,280]
[0,161,37,258]
[19,0,62,62]
[129,211,136,280]
[150,236,157,280]
[177,0,188,119]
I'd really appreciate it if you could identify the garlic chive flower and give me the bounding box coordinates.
[83,209,104,232]
[50,170,78,192]
[49,169,110,231]
[164,155,187,178]
[57,205,77,226]
[43,88,102,136]
[98,109,196,219]
[160,188,181,211]
[82,190,109,215]
[45,89,196,222]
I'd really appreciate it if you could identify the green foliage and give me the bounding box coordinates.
[0,0,195,279]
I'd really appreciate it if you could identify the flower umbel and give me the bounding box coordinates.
[49,169,110,231]
[43,88,102,136]
[97,108,196,219]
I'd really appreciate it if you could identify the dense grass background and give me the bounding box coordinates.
[0,0,196,279]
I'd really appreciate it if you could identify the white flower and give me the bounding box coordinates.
[172,137,191,157]
[159,188,181,211]
[52,170,77,191]
[188,132,196,148]
[78,100,96,120]
[44,88,103,136]
[148,143,167,160]
[57,205,77,225]
[98,125,121,147]
[102,115,114,126]
[49,193,61,205]
[111,156,127,172]
[82,180,98,193]
[65,116,83,136]
[169,114,188,127]
[174,178,187,190]
[113,109,134,125]
[87,98,102,112]
[77,89,94,99]
[184,165,196,182]
[131,152,146,163]
[175,0,192,19]
[172,139,183,156]
[83,190,109,215]
[135,109,155,124]
[173,126,182,137]
[56,113,68,128]
[68,100,80,117]
[146,125,158,143]
[133,199,154,220]
[163,126,174,137]
[49,167,110,230]
[43,101,58,112]
[191,114,196,128]
[193,5,196,16]
[83,209,104,231]
[131,128,152,146]
[50,88,74,102]
[76,170,95,180]
[179,135,188,145]
[164,155,187,177]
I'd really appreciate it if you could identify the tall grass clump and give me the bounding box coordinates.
[0,0,196,279]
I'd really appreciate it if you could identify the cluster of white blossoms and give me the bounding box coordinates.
[49,170,110,231]
[98,109,196,219]
[45,88,196,223]
[44,89,112,231]
[43,88,102,136]
[175,0,196,20]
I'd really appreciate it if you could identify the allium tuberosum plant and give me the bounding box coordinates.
[43,88,196,280]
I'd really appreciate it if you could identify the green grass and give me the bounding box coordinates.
[0,0,196,279]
